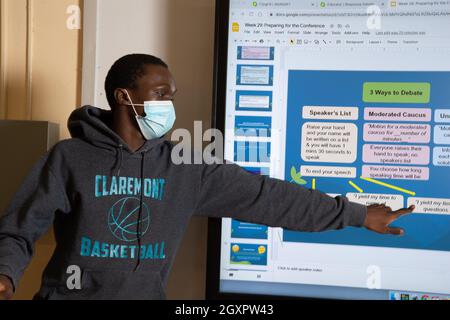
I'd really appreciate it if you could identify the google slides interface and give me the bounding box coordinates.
[220,0,450,300]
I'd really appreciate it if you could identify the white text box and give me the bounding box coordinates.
[301,166,357,178]
[301,122,358,163]
[347,193,404,210]
[303,106,359,121]
[407,197,450,215]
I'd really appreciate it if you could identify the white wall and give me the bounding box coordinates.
[82,0,217,299]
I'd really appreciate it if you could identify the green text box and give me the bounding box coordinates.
[363,82,430,103]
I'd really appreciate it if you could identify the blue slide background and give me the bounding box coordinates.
[231,220,269,239]
[243,166,270,176]
[283,71,450,251]
[235,116,272,137]
[234,141,271,163]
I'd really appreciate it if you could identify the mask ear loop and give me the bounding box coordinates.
[124,89,140,118]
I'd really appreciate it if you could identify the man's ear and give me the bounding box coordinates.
[115,88,131,106]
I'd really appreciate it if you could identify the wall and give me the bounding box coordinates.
[163,0,216,299]
[0,0,82,140]
[0,0,82,299]
[82,0,217,299]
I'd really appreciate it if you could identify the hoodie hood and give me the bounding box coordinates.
[68,105,166,155]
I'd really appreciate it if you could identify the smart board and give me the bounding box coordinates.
[208,0,450,300]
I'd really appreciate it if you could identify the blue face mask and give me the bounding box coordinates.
[125,90,176,140]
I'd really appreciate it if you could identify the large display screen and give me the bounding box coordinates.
[211,0,450,300]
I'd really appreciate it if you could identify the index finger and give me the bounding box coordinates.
[392,205,415,218]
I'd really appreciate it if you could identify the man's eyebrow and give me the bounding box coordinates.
[151,84,170,90]
[149,85,177,95]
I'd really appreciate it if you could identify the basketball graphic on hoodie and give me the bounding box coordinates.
[108,197,150,242]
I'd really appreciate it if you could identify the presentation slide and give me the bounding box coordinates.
[235,116,272,137]
[230,243,268,266]
[236,65,274,86]
[235,90,273,112]
[231,220,269,240]
[218,0,450,300]
[284,71,450,251]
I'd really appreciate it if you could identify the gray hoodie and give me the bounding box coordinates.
[0,106,367,300]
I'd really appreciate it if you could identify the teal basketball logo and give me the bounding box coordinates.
[108,197,151,242]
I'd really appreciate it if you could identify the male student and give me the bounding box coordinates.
[0,54,414,300]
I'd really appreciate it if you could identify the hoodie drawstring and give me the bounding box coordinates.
[134,151,146,271]
[115,145,124,177]
[114,144,147,271]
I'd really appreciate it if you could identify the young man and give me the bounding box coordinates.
[0,54,414,300]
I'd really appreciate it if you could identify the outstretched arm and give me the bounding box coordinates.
[194,163,414,233]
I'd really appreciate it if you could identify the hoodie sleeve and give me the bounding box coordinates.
[0,152,71,290]
[193,163,367,232]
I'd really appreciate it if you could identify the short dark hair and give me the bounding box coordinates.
[104,54,168,107]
